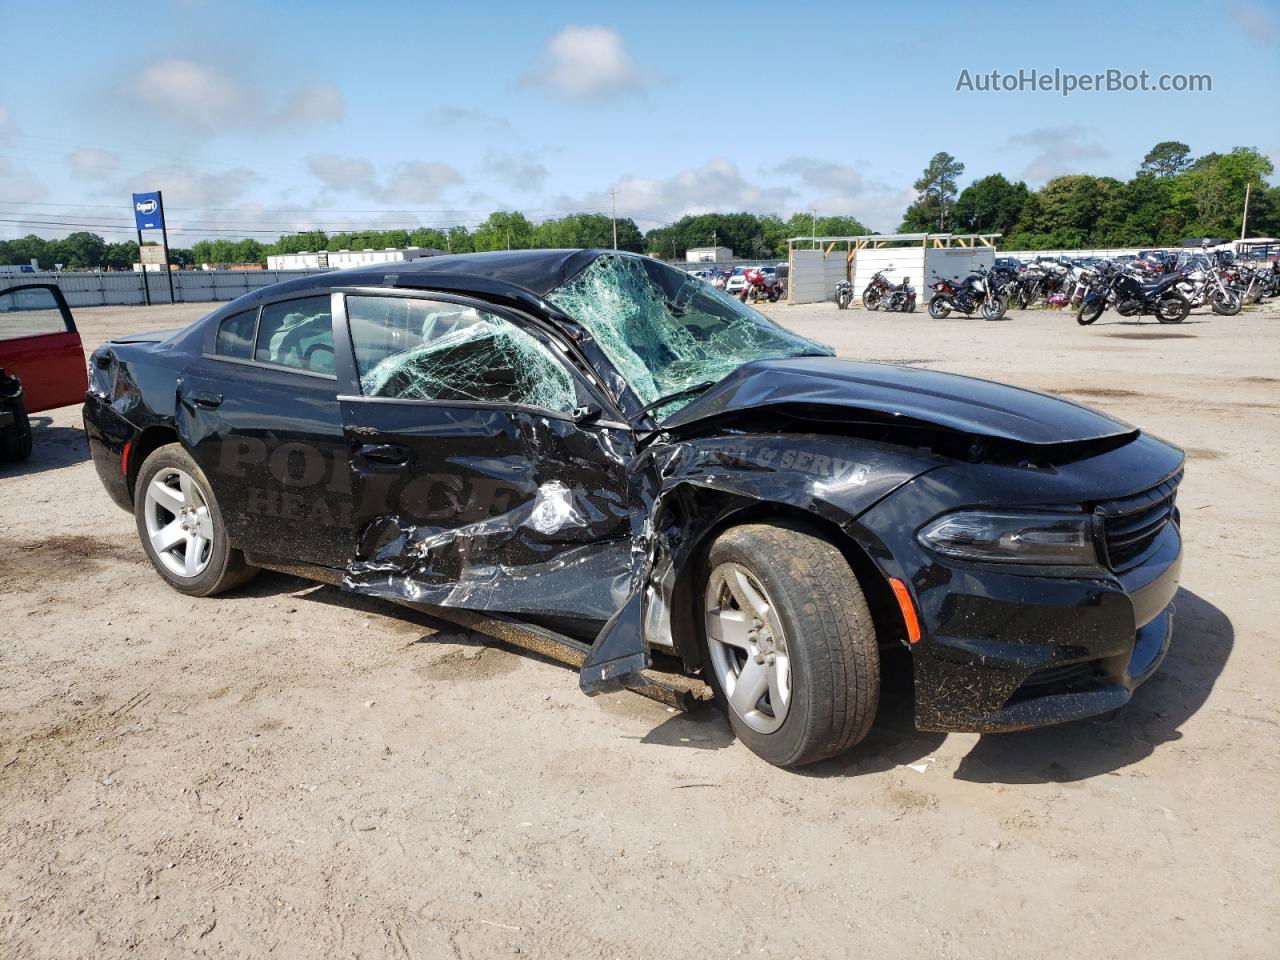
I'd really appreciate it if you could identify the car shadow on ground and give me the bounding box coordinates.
[226,574,1231,785]
[0,419,89,476]
[952,587,1231,784]
[637,649,949,773]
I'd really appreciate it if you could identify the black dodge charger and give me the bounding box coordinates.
[83,250,1183,767]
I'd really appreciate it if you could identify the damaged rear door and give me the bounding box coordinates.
[332,289,640,632]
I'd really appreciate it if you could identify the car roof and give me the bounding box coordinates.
[204,248,614,323]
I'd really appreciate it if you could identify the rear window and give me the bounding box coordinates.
[214,309,256,359]
[252,296,334,374]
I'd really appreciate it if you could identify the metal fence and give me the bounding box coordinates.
[0,269,330,308]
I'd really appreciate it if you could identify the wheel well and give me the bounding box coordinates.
[666,497,904,673]
[126,425,181,501]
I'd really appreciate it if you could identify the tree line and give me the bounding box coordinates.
[902,143,1278,248]
[2,142,1275,270]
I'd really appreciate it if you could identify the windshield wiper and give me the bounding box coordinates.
[634,380,717,419]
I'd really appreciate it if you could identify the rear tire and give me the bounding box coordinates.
[0,396,32,463]
[928,296,951,319]
[699,522,880,768]
[133,443,258,596]
[1155,293,1190,324]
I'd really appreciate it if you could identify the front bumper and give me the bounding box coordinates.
[857,465,1183,734]
[906,529,1180,732]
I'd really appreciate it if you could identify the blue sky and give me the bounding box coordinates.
[1,0,1276,243]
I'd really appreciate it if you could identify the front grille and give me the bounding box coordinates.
[1096,472,1182,569]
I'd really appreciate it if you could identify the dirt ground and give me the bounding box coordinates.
[2,296,1278,960]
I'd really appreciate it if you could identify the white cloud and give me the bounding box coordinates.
[553,157,794,224]
[117,59,343,132]
[525,26,646,100]
[760,157,914,230]
[305,154,463,204]
[425,107,512,135]
[1232,1,1279,41]
[0,106,11,142]
[124,163,260,209]
[1007,126,1108,183]
[381,162,465,204]
[275,84,343,127]
[307,153,378,192]
[68,148,120,180]
[484,151,550,192]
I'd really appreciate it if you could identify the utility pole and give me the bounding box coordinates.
[1241,181,1252,240]
[811,209,817,240]
[610,188,618,250]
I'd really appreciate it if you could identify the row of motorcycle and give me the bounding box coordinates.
[835,264,1010,319]
[1072,256,1275,324]
[833,254,1278,324]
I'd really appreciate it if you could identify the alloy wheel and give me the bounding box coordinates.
[704,562,791,734]
[143,467,215,578]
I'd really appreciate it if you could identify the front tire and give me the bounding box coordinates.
[133,443,258,596]
[1210,290,1242,316]
[982,295,1008,321]
[1077,300,1104,325]
[700,522,880,768]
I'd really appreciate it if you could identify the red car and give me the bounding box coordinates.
[0,283,87,461]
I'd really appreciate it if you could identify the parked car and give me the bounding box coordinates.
[724,267,748,296]
[0,284,88,461]
[82,250,1184,767]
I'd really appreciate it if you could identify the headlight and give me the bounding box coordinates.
[918,511,1097,566]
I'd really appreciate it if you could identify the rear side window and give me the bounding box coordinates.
[253,296,334,374]
[345,295,578,413]
[214,309,256,359]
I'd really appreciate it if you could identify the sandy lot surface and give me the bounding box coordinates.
[2,297,1278,959]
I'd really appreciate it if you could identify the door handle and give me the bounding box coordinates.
[357,443,410,466]
[189,391,223,409]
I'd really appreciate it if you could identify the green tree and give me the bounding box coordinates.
[1138,141,1193,178]
[953,174,1029,235]
[472,211,535,251]
[103,241,139,270]
[270,231,329,255]
[900,152,965,231]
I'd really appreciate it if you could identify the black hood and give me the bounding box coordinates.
[661,357,1137,447]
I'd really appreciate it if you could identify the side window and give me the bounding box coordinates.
[0,287,70,339]
[346,295,578,414]
[214,309,256,359]
[253,295,335,374]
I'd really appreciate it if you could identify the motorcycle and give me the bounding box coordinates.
[739,268,782,303]
[862,267,917,312]
[1177,264,1242,316]
[885,277,917,312]
[928,264,1008,320]
[835,279,854,310]
[861,269,894,310]
[1076,261,1190,325]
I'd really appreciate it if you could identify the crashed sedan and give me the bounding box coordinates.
[82,251,1183,767]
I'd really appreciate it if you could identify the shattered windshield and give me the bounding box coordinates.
[546,254,832,419]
